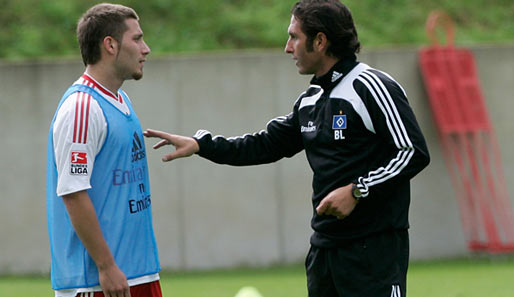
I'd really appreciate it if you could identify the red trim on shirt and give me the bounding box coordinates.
[73,94,79,143]
[78,94,85,143]
[72,91,92,144]
[83,94,91,143]
[71,75,125,144]
[81,74,120,102]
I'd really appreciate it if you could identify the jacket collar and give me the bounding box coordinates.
[310,55,358,92]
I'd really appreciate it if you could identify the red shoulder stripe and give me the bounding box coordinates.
[77,93,85,143]
[73,93,80,143]
[83,94,91,143]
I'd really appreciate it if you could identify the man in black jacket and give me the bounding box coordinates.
[145,1,430,296]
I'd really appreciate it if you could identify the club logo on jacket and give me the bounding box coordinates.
[301,121,317,133]
[70,151,88,175]
[332,111,347,140]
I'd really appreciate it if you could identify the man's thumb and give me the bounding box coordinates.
[316,198,329,215]
[162,152,179,162]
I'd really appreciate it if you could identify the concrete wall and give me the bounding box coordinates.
[1,45,513,274]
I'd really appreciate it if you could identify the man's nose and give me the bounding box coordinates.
[284,38,293,54]
[142,41,151,55]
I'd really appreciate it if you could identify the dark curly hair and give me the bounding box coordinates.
[292,0,361,58]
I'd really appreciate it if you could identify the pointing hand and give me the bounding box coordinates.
[143,129,199,162]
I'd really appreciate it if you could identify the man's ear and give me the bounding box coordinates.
[103,36,119,56]
[314,32,329,53]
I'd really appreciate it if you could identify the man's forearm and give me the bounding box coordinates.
[63,191,129,295]
[62,190,115,269]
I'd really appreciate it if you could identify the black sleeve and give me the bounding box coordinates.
[193,104,304,166]
[352,69,430,197]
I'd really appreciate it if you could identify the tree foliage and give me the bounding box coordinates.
[0,0,513,60]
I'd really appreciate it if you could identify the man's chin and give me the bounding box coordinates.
[132,72,143,80]
[296,65,313,75]
[297,68,311,75]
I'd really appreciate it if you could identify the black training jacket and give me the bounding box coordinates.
[194,57,430,247]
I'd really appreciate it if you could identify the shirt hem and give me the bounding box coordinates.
[54,273,160,297]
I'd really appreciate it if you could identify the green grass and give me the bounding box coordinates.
[161,265,307,297]
[408,257,514,297]
[1,258,514,297]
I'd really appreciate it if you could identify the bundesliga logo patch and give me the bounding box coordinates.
[70,151,88,175]
[332,114,347,140]
[71,152,87,164]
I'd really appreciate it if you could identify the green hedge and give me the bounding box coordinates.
[1,0,513,60]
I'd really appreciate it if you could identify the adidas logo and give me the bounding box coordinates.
[131,132,146,162]
[331,71,343,82]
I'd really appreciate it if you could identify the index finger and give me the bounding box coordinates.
[143,129,168,139]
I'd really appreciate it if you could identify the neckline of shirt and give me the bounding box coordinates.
[81,73,124,104]
[79,73,131,115]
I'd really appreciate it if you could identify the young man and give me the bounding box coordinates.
[145,0,429,296]
[46,4,161,297]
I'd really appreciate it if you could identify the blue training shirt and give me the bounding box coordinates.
[46,84,160,290]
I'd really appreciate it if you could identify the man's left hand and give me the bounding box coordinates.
[316,184,358,220]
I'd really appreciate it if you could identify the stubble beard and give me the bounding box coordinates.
[132,72,143,80]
